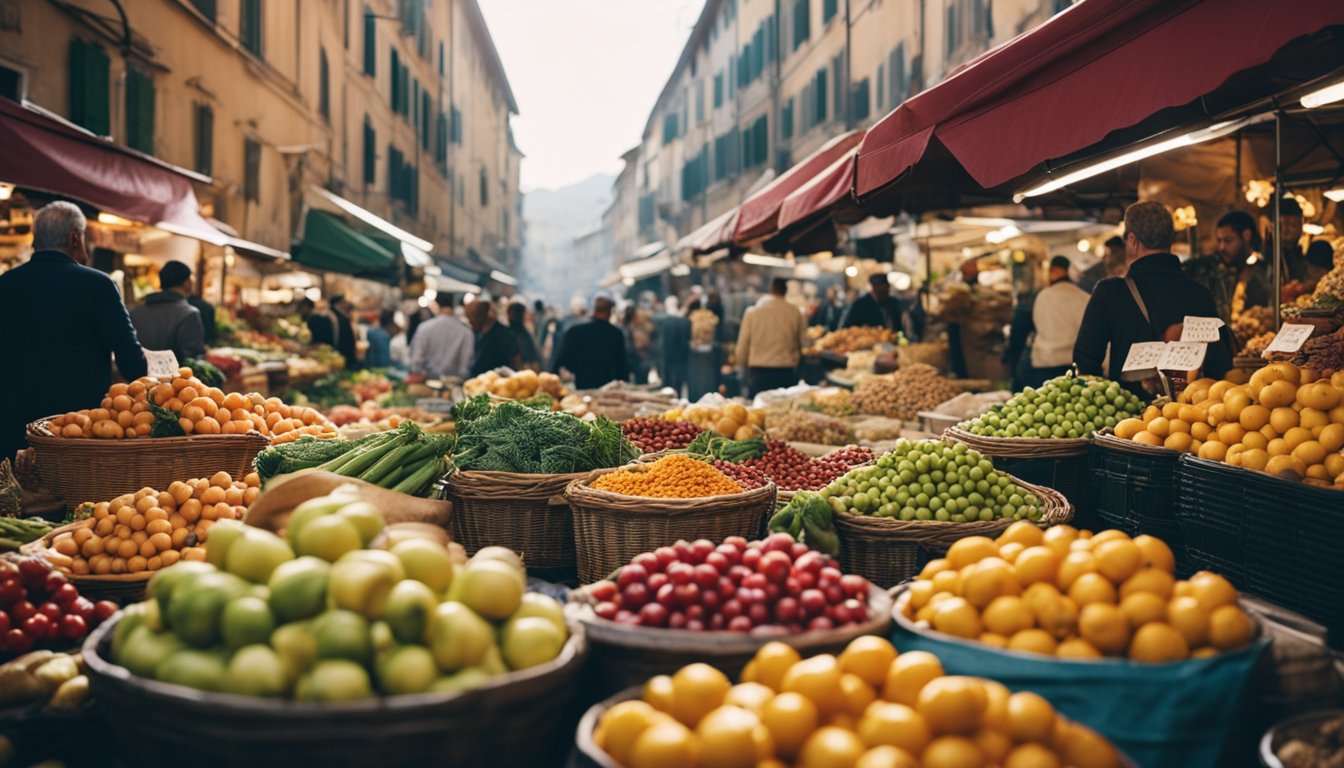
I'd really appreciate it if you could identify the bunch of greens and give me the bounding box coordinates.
[253,422,453,496]
[183,358,226,388]
[453,399,637,474]
[682,431,767,462]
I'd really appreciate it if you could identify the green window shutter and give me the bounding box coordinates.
[781,98,793,140]
[69,40,110,136]
[194,104,213,175]
[421,93,431,149]
[713,72,723,108]
[390,50,400,111]
[793,0,810,50]
[823,0,837,22]
[363,9,376,76]
[318,48,330,120]
[125,68,154,153]
[852,78,870,122]
[241,0,263,57]
[814,69,827,124]
[243,139,261,202]
[363,118,376,184]
[754,116,767,166]
[190,0,217,20]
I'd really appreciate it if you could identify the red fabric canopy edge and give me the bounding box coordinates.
[734,130,864,242]
[677,207,740,254]
[777,148,858,231]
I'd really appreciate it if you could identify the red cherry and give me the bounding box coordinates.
[621,582,650,608]
[21,613,50,639]
[4,628,31,655]
[638,602,669,628]
[51,582,79,607]
[758,551,792,584]
[594,602,619,620]
[689,539,715,564]
[632,552,661,574]
[617,564,648,589]
[790,542,811,560]
[614,610,637,624]
[686,619,706,632]
[589,581,618,602]
[841,574,869,599]
[92,601,119,623]
[714,544,742,566]
[666,563,694,586]
[742,572,768,591]
[741,549,762,570]
[747,603,769,625]
[808,616,835,631]
[794,552,827,576]
[667,611,688,630]
[59,614,87,641]
[38,602,62,622]
[0,576,24,605]
[762,533,796,554]
[727,565,752,584]
[721,599,743,620]
[703,552,730,573]
[42,570,68,597]
[824,584,846,605]
[647,572,670,593]
[9,600,36,622]
[709,614,727,630]
[672,541,694,562]
[654,547,677,570]
[774,596,801,624]
[727,615,753,632]
[0,612,9,635]
[700,589,722,613]
[800,589,826,616]
[723,536,749,551]
[673,583,700,608]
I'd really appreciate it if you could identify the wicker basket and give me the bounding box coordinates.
[565,472,777,584]
[568,584,892,699]
[25,418,268,512]
[448,469,589,583]
[83,613,589,768]
[834,478,1072,588]
[1089,430,1185,570]
[21,520,151,603]
[944,424,1095,529]
[943,424,1091,458]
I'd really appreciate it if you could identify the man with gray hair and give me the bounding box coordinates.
[0,201,146,460]
[1073,201,1233,397]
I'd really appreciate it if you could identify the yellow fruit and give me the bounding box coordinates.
[1113,418,1144,440]
[1067,573,1117,607]
[1056,638,1104,659]
[1298,381,1342,411]
[782,655,845,717]
[840,674,877,718]
[1216,422,1246,445]
[920,736,985,768]
[1142,405,1161,421]
[960,558,1021,609]
[918,559,952,580]
[1319,423,1344,452]
[1163,432,1194,452]
[1059,721,1121,768]
[1033,595,1080,640]
[1283,426,1314,451]
[1128,622,1190,662]
[671,663,732,727]
[931,598,983,640]
[750,642,801,692]
[1002,690,1055,744]
[997,542,1025,564]
[1269,407,1300,435]
[882,651,944,706]
[1266,454,1307,479]
[724,682,775,714]
[1191,646,1220,659]
[1239,449,1269,471]
[1326,452,1344,477]
[644,675,676,712]
[841,637,898,689]
[998,520,1045,548]
[1240,405,1271,431]
[1013,546,1061,586]
[915,677,985,736]
[1198,440,1228,461]
[946,537,998,570]
[1021,582,1062,613]
[930,570,960,596]
[978,680,1009,731]
[1120,568,1176,600]
[1292,440,1328,467]
[1119,591,1169,628]
[977,633,1008,648]
[1187,571,1238,610]
[982,596,1035,637]
[797,726,865,768]
[1079,604,1130,655]
[1007,629,1058,656]
[598,700,661,765]
[1133,431,1163,447]
[1191,421,1212,442]
[1041,526,1079,557]
[1092,539,1142,583]
[1004,743,1062,768]
[854,745,919,768]
[1167,596,1210,647]
[857,701,931,753]
[1300,407,1331,431]
[1055,551,1098,591]
[762,692,820,759]
[1161,401,1182,419]
[1260,380,1298,409]
[1208,605,1256,650]
[1146,417,1171,438]
[629,719,699,768]
[1132,535,1176,574]
[697,706,772,768]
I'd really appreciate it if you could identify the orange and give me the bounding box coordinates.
[981,596,1034,637]
[931,598,982,640]
[598,700,661,766]
[1129,622,1190,662]
[797,726,864,768]
[907,581,936,613]
[1055,638,1103,659]
[1208,605,1256,650]
[1113,418,1144,440]
[1021,582,1062,614]
[1187,571,1238,611]
[1078,604,1130,655]
[1041,525,1079,557]
[1119,568,1176,600]
[930,570,960,596]
[670,663,731,727]
[915,677,985,736]
[855,746,918,768]
[761,692,819,760]
[1239,404,1270,431]
[946,537,998,570]
[918,559,952,580]
[1006,629,1058,656]
[840,636,898,689]
[1199,438,1231,462]
[856,702,931,753]
[997,542,1025,564]
[920,736,985,768]
[882,651,944,706]
[840,674,877,718]
[1004,743,1062,768]
[1013,546,1060,586]
[1166,596,1210,647]
[1133,535,1176,574]
[1055,551,1098,591]
[781,655,844,717]
[977,633,1008,648]
[959,558,1021,609]
[629,719,699,768]
[1119,592,1169,628]
[696,706,771,768]
[997,520,1044,548]
[749,642,801,691]
[1094,538,1143,583]
[978,680,1010,730]
[1067,573,1117,607]
[723,682,774,714]
[1034,595,1080,641]
[1058,721,1121,768]
[1005,691,1056,744]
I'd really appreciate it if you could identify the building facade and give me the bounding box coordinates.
[610,0,1073,263]
[0,0,519,280]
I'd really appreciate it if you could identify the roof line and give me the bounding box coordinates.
[641,0,725,139]
[461,0,519,115]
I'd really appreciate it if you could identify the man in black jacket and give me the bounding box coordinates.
[1074,201,1234,397]
[553,294,629,390]
[0,202,147,461]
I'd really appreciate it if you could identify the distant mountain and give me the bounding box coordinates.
[520,173,615,304]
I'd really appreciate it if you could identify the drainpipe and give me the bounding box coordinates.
[844,0,852,130]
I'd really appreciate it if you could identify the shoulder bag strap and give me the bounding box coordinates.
[1124,276,1162,341]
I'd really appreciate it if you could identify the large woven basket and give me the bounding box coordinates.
[21,520,151,603]
[83,613,588,768]
[943,424,1091,458]
[565,472,777,584]
[448,469,589,583]
[834,478,1072,588]
[568,584,892,699]
[26,418,268,512]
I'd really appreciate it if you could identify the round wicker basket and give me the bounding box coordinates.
[447,469,589,582]
[943,424,1091,458]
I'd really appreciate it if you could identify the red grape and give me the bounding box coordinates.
[92,601,119,624]
[4,628,31,655]
[59,614,88,641]
[617,564,648,589]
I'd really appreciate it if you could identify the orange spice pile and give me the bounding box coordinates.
[590,454,744,499]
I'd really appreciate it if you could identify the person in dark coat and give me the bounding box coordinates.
[186,290,217,346]
[304,299,336,348]
[842,273,906,331]
[130,260,206,363]
[553,294,629,390]
[653,296,691,396]
[1074,201,1234,397]
[466,300,521,376]
[0,202,147,461]
[506,301,542,370]
[330,295,358,369]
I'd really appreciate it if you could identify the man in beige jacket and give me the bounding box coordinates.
[736,277,808,396]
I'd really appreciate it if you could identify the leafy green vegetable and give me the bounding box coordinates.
[184,358,225,388]
[453,400,637,474]
[254,434,378,483]
[682,432,767,462]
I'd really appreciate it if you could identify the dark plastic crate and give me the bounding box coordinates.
[1090,439,1181,531]
[992,454,1095,530]
[1174,455,1249,587]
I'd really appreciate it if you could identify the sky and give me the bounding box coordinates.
[478,0,703,192]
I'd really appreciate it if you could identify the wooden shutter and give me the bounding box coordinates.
[363,9,376,76]
[69,39,110,136]
[125,67,154,153]
[195,104,213,175]
[244,139,261,202]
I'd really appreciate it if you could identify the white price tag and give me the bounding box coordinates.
[1122,342,1168,373]
[1180,316,1224,343]
[1263,324,1315,356]
[1159,342,1207,371]
[145,349,181,380]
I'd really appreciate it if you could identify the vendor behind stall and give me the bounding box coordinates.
[466,299,521,376]
[129,259,206,363]
[1074,201,1234,396]
[1184,210,1270,323]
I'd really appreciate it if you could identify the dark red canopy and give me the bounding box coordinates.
[677,207,740,255]
[778,148,857,232]
[0,98,224,244]
[856,0,1344,200]
[734,130,863,243]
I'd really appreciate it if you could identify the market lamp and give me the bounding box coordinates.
[0,184,12,201]
[1324,188,1344,203]
[1300,79,1344,109]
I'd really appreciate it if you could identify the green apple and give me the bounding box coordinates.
[382,580,439,644]
[336,500,385,545]
[329,558,398,618]
[270,621,317,684]
[220,595,276,651]
[312,610,372,666]
[167,571,248,648]
[470,546,525,576]
[225,527,295,584]
[501,616,566,671]
[340,550,406,582]
[427,601,494,672]
[117,626,185,678]
[509,593,567,635]
[455,560,524,621]
[267,557,331,623]
[147,561,216,616]
[294,515,363,563]
[204,520,248,568]
[377,645,438,695]
[222,645,288,697]
[390,539,455,594]
[477,645,508,676]
[299,660,373,702]
[285,490,359,543]
[156,649,228,692]
[428,667,491,695]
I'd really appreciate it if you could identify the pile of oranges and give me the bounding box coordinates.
[591,454,746,499]
[900,522,1257,663]
[44,367,336,445]
[591,636,1122,768]
[44,471,259,576]
[1113,363,1344,487]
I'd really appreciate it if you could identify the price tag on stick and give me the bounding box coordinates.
[1180,316,1224,343]
[1121,342,1168,373]
[145,349,181,380]
[1263,324,1315,357]
[1159,342,1208,372]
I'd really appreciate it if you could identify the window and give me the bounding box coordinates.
[812,68,827,125]
[194,103,213,175]
[363,117,376,185]
[752,25,764,78]
[713,130,739,182]
[412,79,420,127]
[68,39,109,136]
[823,0,838,22]
[741,115,768,169]
[240,0,263,58]
[435,112,448,165]
[681,147,708,202]
[945,0,989,58]
[438,41,445,76]
[662,113,678,144]
[421,92,431,150]
[766,14,777,62]
[125,67,154,153]
[851,78,870,122]
[189,0,217,20]
[363,8,376,76]
[728,56,735,100]
[243,139,261,202]
[0,65,20,101]
[390,50,401,112]
[832,54,844,119]
[792,0,810,50]
[888,42,907,106]
[780,98,794,140]
[713,72,723,108]
[695,80,704,124]
[637,194,655,232]
[450,106,462,144]
[479,168,489,206]
[318,48,330,120]
[876,63,885,111]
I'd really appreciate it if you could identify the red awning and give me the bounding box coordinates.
[676,207,740,255]
[734,130,864,243]
[855,0,1344,199]
[0,98,226,244]
[777,147,857,231]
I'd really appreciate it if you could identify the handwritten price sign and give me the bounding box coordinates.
[145,349,181,380]
[1263,324,1315,357]
[1122,342,1168,373]
[1180,316,1224,343]
[1159,342,1207,371]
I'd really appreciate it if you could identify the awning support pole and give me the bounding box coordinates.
[1272,111,1283,331]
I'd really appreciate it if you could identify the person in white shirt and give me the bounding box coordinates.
[736,277,808,396]
[408,293,474,381]
[1028,256,1092,384]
